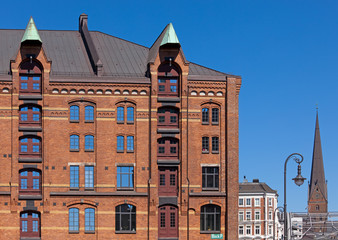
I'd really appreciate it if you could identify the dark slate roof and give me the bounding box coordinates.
[0,27,233,80]
[309,112,327,200]
[239,181,277,194]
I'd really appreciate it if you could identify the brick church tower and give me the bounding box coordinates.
[308,112,328,231]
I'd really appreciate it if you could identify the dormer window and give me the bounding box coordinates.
[19,60,42,95]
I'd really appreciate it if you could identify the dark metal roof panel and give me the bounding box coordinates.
[189,62,226,76]
[90,31,149,77]
[39,31,94,76]
[0,29,22,75]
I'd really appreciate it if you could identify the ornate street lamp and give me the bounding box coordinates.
[284,153,306,240]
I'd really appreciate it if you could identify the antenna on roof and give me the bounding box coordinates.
[243,176,248,183]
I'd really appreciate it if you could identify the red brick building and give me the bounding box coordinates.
[0,14,241,240]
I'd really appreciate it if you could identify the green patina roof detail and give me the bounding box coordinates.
[160,23,179,46]
[21,17,42,43]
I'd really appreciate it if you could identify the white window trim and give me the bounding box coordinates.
[254,198,260,207]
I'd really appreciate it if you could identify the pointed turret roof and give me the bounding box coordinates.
[21,17,42,43]
[148,23,187,64]
[160,23,180,46]
[309,112,327,200]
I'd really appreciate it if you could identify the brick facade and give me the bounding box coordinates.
[0,15,241,240]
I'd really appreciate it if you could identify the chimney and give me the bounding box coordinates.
[253,179,259,183]
[79,13,88,32]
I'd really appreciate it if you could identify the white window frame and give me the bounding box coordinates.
[268,211,272,220]
[239,198,244,206]
[239,225,244,235]
[255,211,260,220]
[239,211,244,221]
[268,225,273,235]
[246,198,251,206]
[269,197,272,206]
[255,225,260,235]
[246,211,251,220]
[246,225,252,235]
[254,198,260,206]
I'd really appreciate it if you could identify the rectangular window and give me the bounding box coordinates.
[127,136,134,152]
[202,108,209,124]
[268,225,272,235]
[33,114,39,121]
[21,83,28,89]
[22,221,28,232]
[127,107,134,123]
[255,198,260,206]
[21,179,28,189]
[212,108,219,124]
[33,221,38,232]
[202,137,209,153]
[239,198,244,206]
[246,198,251,206]
[269,198,272,206]
[117,166,134,189]
[117,136,124,152]
[246,225,251,235]
[85,208,95,232]
[212,137,219,153]
[269,211,272,220]
[21,114,28,121]
[33,83,40,90]
[239,226,244,235]
[69,208,79,232]
[33,179,39,189]
[246,211,251,220]
[85,106,94,121]
[117,107,124,122]
[85,166,94,189]
[239,211,244,221]
[255,225,260,235]
[255,211,260,220]
[70,165,79,189]
[202,167,219,189]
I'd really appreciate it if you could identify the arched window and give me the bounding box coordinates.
[19,169,41,196]
[158,63,179,97]
[19,105,41,126]
[85,208,95,232]
[115,204,136,232]
[200,204,221,232]
[158,107,179,128]
[69,208,79,232]
[85,106,94,121]
[19,136,41,158]
[70,105,79,121]
[70,135,79,151]
[158,138,178,158]
[20,211,40,238]
[85,135,94,151]
[201,105,220,125]
[19,60,42,95]
[127,136,134,152]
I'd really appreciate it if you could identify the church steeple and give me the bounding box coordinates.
[308,111,328,213]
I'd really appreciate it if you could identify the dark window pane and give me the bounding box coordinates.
[85,106,94,121]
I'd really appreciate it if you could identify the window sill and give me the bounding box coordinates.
[117,187,134,191]
[202,188,219,191]
[19,95,42,100]
[202,122,209,125]
[70,149,79,152]
[19,126,42,132]
[117,150,124,153]
[115,230,136,234]
[117,121,124,124]
[70,187,79,191]
[126,150,134,153]
[18,194,42,200]
[202,151,209,154]
[212,151,219,154]
[200,231,221,234]
[68,231,79,234]
[84,230,95,234]
[126,121,134,125]
[85,188,94,191]
[85,149,94,152]
[84,120,94,123]
[212,122,219,125]
[69,120,79,123]
[18,157,42,163]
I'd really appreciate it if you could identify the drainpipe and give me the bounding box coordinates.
[186,85,190,240]
[147,83,152,240]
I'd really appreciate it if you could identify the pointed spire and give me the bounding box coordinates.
[160,23,180,46]
[21,17,42,44]
[309,112,327,200]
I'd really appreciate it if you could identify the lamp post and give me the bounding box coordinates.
[284,153,306,240]
[273,206,284,240]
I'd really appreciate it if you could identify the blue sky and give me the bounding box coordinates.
[2,1,338,212]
